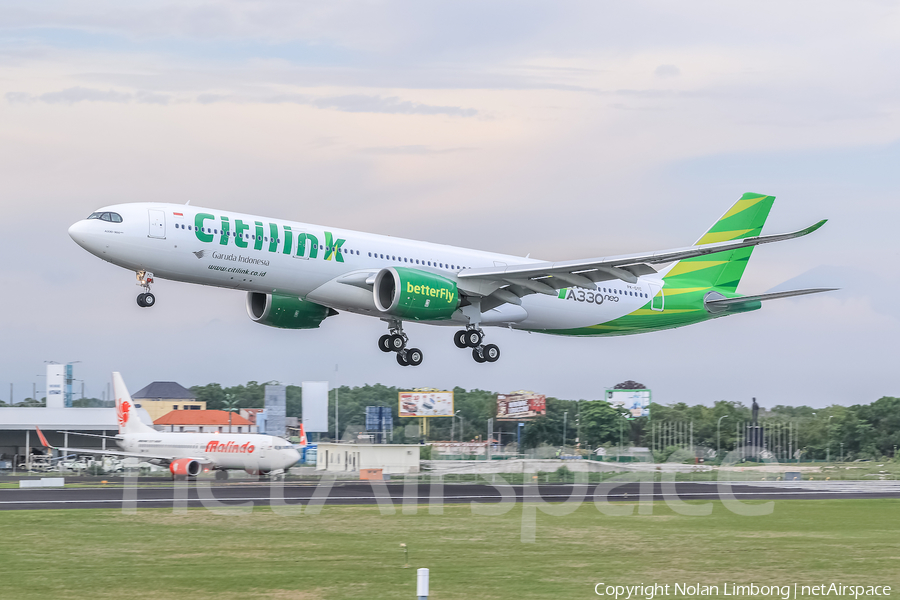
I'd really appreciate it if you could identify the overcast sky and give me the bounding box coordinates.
[1,1,898,408]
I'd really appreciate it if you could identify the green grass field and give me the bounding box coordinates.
[1,499,898,599]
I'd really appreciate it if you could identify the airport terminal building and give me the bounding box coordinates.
[0,406,155,469]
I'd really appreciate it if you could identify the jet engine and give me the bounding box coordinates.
[374,267,460,321]
[169,458,202,478]
[246,293,337,329]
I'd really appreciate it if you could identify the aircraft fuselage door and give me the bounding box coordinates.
[148,210,166,239]
[648,282,665,312]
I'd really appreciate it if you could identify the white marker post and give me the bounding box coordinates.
[417,568,429,599]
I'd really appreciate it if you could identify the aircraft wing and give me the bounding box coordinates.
[456,220,827,306]
[52,447,176,461]
[35,427,176,462]
[704,288,838,314]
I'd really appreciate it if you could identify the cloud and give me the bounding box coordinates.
[310,94,476,116]
[134,90,170,105]
[654,64,681,78]
[360,145,476,155]
[6,86,171,105]
[7,86,474,115]
[39,86,131,104]
[199,92,478,116]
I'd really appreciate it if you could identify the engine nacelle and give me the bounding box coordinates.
[374,267,460,321]
[246,292,336,329]
[169,458,202,478]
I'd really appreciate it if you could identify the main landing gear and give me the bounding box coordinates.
[454,328,500,363]
[136,270,156,308]
[378,321,424,367]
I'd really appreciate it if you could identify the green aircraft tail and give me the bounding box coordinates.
[662,192,775,293]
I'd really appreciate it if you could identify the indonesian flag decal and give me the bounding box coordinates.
[173,212,183,217]
[298,423,308,446]
[117,399,131,428]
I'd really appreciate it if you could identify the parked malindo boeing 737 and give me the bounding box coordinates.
[36,372,300,479]
[68,193,833,367]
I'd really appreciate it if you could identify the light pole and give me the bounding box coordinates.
[827,415,834,463]
[563,411,568,452]
[454,410,461,442]
[717,415,730,461]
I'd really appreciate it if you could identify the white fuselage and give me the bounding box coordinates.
[68,203,659,331]
[116,430,300,472]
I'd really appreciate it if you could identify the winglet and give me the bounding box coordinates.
[298,423,308,446]
[36,426,53,449]
[803,219,828,235]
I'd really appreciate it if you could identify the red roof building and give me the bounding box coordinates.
[240,408,264,425]
[154,410,256,434]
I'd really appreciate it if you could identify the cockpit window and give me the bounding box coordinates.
[86,212,123,223]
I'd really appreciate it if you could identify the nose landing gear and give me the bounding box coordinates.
[136,271,156,308]
[379,321,423,367]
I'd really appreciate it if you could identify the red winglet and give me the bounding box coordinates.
[35,426,52,448]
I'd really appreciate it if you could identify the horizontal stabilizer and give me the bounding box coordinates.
[705,288,837,314]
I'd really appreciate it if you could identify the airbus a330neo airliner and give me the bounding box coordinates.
[37,372,300,479]
[69,193,833,367]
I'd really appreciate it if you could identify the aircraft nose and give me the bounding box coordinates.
[68,220,90,248]
[287,447,301,467]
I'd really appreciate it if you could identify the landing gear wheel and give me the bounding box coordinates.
[396,352,410,366]
[406,348,423,366]
[464,329,483,348]
[136,293,147,307]
[483,344,500,363]
[472,347,487,363]
[378,334,393,353]
[389,334,406,352]
[454,330,468,349]
[215,470,229,480]
[142,292,155,307]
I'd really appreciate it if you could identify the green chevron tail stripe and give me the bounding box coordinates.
[663,193,774,294]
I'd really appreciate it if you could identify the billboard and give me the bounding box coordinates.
[496,391,546,421]
[398,391,453,417]
[365,406,393,431]
[302,381,329,432]
[264,385,286,437]
[46,364,65,409]
[606,389,651,419]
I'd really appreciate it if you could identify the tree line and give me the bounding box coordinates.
[6,382,896,460]
[186,382,900,461]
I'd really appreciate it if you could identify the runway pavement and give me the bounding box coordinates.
[2,480,899,510]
